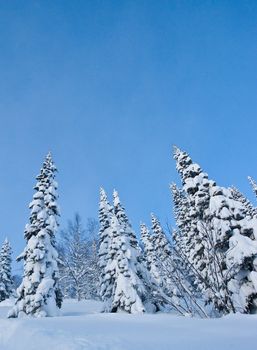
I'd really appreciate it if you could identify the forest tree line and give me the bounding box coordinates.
[1,148,257,318]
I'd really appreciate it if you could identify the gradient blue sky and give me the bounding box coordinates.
[0,1,257,271]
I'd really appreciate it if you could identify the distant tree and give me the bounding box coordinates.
[59,214,88,301]
[0,239,13,301]
[85,218,100,299]
[58,214,99,301]
[248,176,257,200]
[8,153,62,318]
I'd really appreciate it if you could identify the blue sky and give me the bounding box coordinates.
[0,1,257,270]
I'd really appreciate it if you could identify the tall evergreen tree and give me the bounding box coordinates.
[173,146,257,314]
[107,213,146,313]
[170,184,210,317]
[0,239,13,302]
[99,190,166,313]
[8,153,62,318]
[173,146,215,303]
[105,190,151,313]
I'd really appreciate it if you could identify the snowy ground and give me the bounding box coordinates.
[0,299,257,350]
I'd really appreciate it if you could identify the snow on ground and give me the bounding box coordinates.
[0,299,257,350]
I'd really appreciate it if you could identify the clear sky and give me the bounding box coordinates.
[0,1,257,272]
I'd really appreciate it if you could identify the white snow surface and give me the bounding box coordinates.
[0,298,257,350]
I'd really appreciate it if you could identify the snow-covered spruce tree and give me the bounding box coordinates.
[98,188,115,311]
[248,176,257,200]
[173,147,237,314]
[173,146,220,309]
[106,212,146,313]
[8,153,62,318]
[174,146,257,314]
[170,184,209,317]
[105,190,147,313]
[0,239,13,302]
[102,190,164,314]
